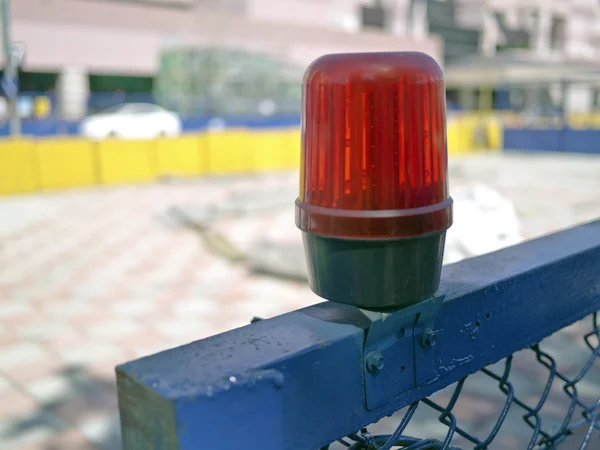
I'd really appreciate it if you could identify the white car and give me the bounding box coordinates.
[79,103,182,140]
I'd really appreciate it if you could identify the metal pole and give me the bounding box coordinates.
[1,0,20,136]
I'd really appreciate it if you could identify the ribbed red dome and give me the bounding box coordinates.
[296,51,452,239]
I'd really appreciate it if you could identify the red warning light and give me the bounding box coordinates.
[296,52,453,310]
[296,51,452,239]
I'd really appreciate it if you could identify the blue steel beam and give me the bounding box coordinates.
[117,220,600,450]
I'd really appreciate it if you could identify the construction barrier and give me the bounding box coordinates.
[205,130,254,175]
[0,139,38,195]
[35,138,98,190]
[503,127,600,154]
[97,139,159,185]
[156,134,208,177]
[0,119,491,196]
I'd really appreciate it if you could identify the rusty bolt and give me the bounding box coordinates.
[420,328,437,348]
[365,352,385,373]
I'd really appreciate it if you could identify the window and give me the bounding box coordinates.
[100,104,127,114]
[550,17,566,51]
[360,3,387,30]
[126,103,162,114]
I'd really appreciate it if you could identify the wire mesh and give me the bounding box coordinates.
[322,312,600,450]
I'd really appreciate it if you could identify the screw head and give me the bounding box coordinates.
[420,328,437,348]
[365,352,385,373]
[397,327,406,340]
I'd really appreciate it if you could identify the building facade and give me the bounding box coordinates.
[452,0,600,59]
[2,0,443,119]
[4,0,600,118]
[10,0,443,73]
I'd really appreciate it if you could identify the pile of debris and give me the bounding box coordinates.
[168,181,523,282]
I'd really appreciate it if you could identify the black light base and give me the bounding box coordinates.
[302,232,446,311]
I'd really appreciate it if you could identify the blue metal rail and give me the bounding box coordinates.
[116,220,600,449]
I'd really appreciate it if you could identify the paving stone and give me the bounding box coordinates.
[37,429,99,450]
[0,388,38,420]
[1,358,64,384]
[0,410,67,450]
[153,318,212,339]
[234,294,293,319]
[0,373,12,393]
[44,302,98,318]
[451,392,501,423]
[0,343,48,369]
[25,374,74,404]
[49,385,119,425]
[0,324,18,346]
[110,297,156,317]
[170,298,220,316]
[79,412,121,450]
[403,418,451,441]
[0,301,33,319]
[131,343,175,360]
[87,320,143,341]
[18,322,76,341]
[56,344,126,367]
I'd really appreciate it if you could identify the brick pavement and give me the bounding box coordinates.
[1,154,600,449]
[0,175,316,449]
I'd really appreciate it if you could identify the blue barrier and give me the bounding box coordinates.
[504,127,600,154]
[0,114,303,137]
[181,114,301,132]
[117,220,600,449]
[0,118,79,137]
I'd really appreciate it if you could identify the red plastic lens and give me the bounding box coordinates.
[296,52,452,239]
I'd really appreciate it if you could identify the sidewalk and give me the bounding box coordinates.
[0,175,315,449]
[1,153,600,449]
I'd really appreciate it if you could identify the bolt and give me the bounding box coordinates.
[397,327,406,340]
[365,352,385,373]
[420,328,437,348]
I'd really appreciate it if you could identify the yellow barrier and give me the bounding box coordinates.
[35,138,97,190]
[248,130,285,172]
[0,122,497,197]
[280,129,301,170]
[446,119,466,155]
[0,139,38,195]
[568,113,600,129]
[206,128,300,174]
[206,130,254,175]
[486,116,503,150]
[156,135,208,177]
[97,139,157,185]
[446,114,502,155]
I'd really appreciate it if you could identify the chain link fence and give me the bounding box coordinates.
[323,313,600,450]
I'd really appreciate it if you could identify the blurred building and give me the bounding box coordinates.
[455,0,600,60]
[447,0,600,113]
[4,0,600,118]
[1,0,442,119]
